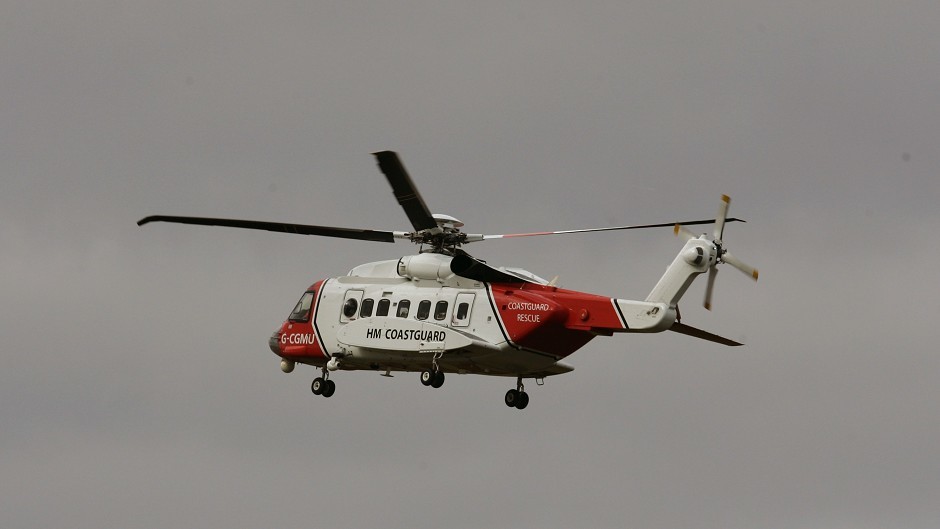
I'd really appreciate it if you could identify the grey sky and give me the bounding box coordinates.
[3,2,940,528]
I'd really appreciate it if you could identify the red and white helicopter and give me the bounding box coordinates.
[139,151,758,409]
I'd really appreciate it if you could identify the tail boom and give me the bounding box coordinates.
[645,238,717,308]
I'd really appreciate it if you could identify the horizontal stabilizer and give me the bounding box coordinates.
[669,322,743,346]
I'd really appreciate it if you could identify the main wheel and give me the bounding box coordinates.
[505,389,519,407]
[311,377,325,395]
[420,370,434,386]
[430,370,445,388]
[515,391,529,409]
[321,379,336,398]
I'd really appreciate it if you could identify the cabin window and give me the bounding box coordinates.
[416,300,431,320]
[288,291,315,323]
[342,298,358,318]
[434,301,448,320]
[452,293,475,327]
[376,298,390,317]
[396,299,411,318]
[360,298,374,318]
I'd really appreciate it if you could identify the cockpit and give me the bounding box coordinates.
[288,291,315,322]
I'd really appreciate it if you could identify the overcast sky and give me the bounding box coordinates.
[3,2,940,528]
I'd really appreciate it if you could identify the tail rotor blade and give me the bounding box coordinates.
[722,250,759,281]
[714,194,730,241]
[704,266,718,310]
[674,223,698,242]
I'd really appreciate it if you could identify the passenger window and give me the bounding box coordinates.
[456,302,469,320]
[396,299,411,318]
[288,292,315,323]
[342,298,358,318]
[416,300,431,320]
[360,298,374,318]
[434,301,448,320]
[376,298,390,317]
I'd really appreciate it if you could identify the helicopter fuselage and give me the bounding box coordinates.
[270,253,676,379]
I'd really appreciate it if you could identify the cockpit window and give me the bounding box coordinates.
[289,291,315,322]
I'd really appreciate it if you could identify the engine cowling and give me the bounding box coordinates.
[397,253,455,281]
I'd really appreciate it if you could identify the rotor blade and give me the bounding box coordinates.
[137,215,398,243]
[674,223,698,242]
[704,266,718,311]
[714,194,730,241]
[373,151,438,232]
[669,322,743,346]
[450,250,536,284]
[721,250,759,281]
[478,218,744,240]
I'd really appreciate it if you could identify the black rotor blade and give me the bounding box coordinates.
[450,250,535,284]
[137,215,396,243]
[373,151,438,232]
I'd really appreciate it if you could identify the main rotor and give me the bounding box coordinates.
[138,150,745,257]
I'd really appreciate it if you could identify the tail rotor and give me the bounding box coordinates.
[675,195,758,310]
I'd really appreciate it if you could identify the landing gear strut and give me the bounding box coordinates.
[311,366,336,398]
[420,352,446,389]
[504,377,529,410]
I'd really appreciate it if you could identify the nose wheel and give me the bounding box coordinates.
[504,377,529,410]
[311,367,336,398]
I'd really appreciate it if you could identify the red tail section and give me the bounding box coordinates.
[488,283,631,359]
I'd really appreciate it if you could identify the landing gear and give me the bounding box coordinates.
[311,367,336,398]
[504,378,529,409]
[420,352,445,389]
[311,377,335,397]
[420,369,445,388]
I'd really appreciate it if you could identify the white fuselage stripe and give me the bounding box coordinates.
[611,298,628,329]
[312,278,330,357]
[485,283,516,349]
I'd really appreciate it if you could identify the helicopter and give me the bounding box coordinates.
[138,151,758,409]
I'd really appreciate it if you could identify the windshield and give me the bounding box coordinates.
[288,291,315,322]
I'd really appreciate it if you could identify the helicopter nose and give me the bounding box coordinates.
[268,330,281,355]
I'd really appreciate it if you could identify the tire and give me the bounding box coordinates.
[515,391,529,409]
[420,370,434,386]
[322,379,336,398]
[430,371,445,388]
[311,377,324,395]
[505,389,519,407]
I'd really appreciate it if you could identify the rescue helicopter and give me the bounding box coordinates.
[138,151,758,409]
